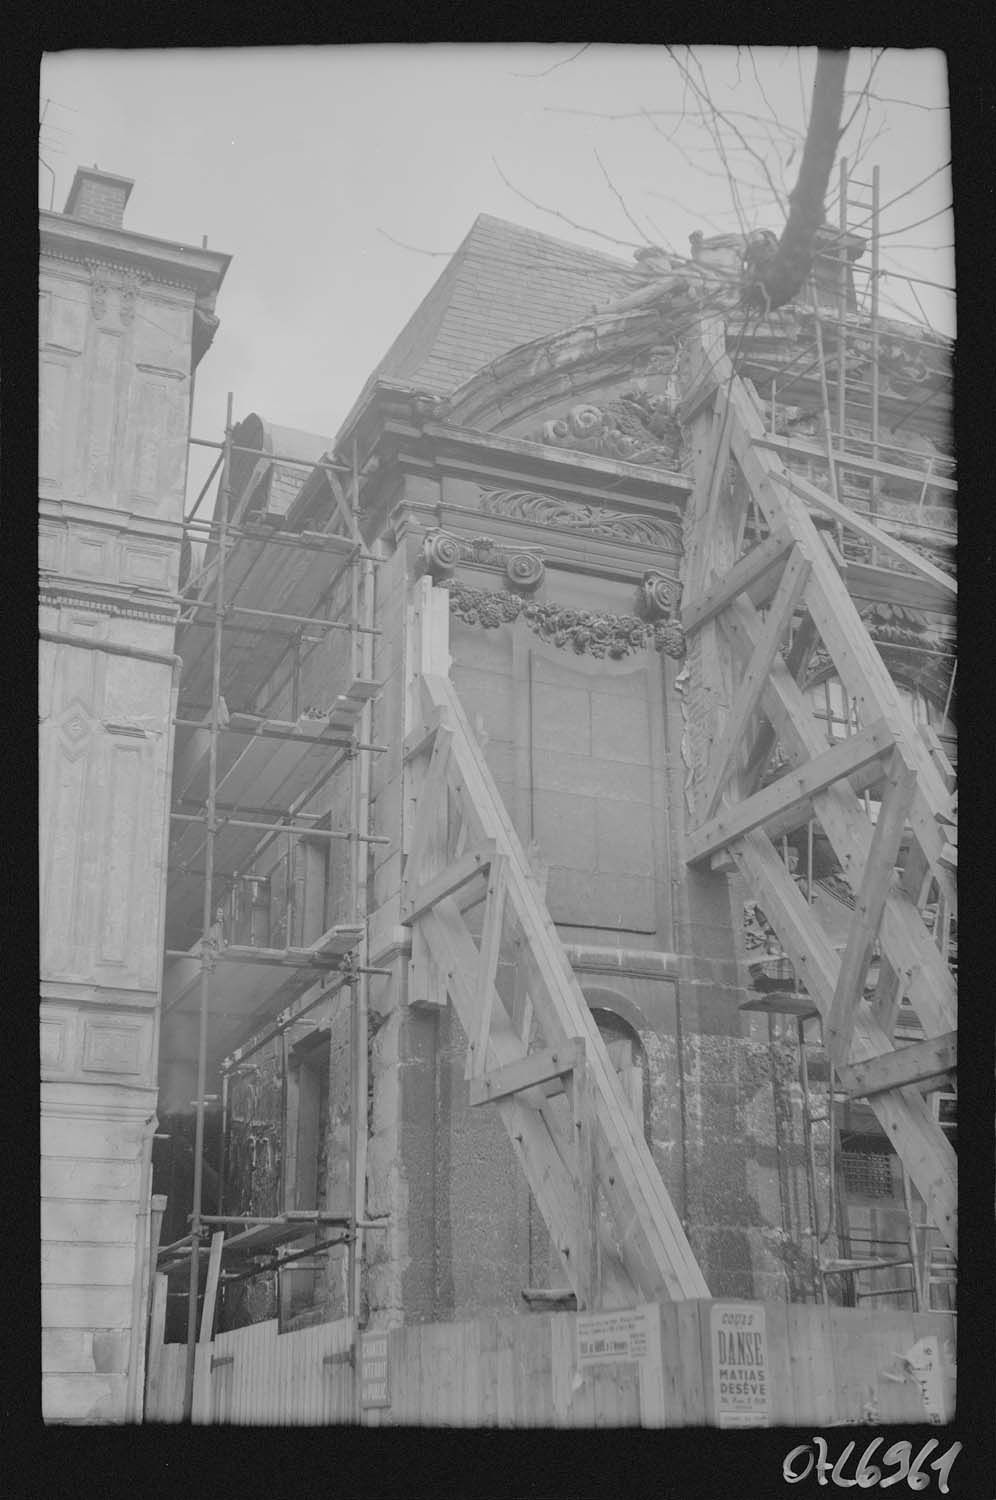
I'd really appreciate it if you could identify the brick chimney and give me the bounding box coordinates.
[63,166,134,229]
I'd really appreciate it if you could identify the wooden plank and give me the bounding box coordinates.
[777,467,956,596]
[468,853,508,1080]
[688,717,895,864]
[477,1315,500,1428]
[826,748,919,1066]
[681,529,795,634]
[198,1231,225,1345]
[785,1302,838,1427]
[712,372,956,847]
[420,900,634,1306]
[549,1309,576,1427]
[468,1039,584,1108]
[700,546,811,819]
[570,1056,599,1311]
[752,432,958,493]
[400,726,452,884]
[400,842,495,924]
[730,830,957,1252]
[145,1273,168,1419]
[761,1298,797,1426]
[722,597,956,1038]
[421,668,710,1302]
[837,1032,957,1099]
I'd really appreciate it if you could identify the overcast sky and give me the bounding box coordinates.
[40,46,953,505]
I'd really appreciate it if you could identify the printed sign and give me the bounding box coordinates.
[710,1302,770,1428]
[901,1336,955,1425]
[576,1305,652,1367]
[359,1330,391,1409]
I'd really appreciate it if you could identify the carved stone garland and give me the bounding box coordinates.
[442,570,685,662]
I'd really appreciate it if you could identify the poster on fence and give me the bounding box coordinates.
[359,1330,391,1408]
[575,1305,652,1367]
[710,1302,770,1427]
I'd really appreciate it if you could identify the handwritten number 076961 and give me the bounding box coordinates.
[783,1436,962,1492]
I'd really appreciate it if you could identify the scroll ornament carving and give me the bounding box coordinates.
[535,390,686,472]
[421,530,545,592]
[479,488,683,552]
[442,582,685,660]
[119,270,142,327]
[637,570,685,658]
[86,260,110,321]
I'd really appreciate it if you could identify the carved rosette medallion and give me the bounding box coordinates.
[503,551,545,591]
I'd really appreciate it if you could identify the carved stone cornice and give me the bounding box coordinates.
[421,529,545,591]
[479,487,683,553]
[40,212,231,305]
[39,581,177,625]
[442,581,685,660]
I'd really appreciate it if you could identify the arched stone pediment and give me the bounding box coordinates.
[446,303,696,473]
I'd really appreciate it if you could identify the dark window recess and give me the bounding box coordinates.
[839,1148,900,1200]
[280,1032,333,1328]
[222,876,271,948]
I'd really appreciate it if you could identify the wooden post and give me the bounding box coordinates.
[145,1272,168,1419]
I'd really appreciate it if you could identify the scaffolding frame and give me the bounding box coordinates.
[718,165,956,1312]
[157,395,384,1421]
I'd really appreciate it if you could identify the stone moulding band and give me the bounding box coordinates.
[442,580,686,660]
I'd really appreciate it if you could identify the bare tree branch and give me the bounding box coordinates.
[491,157,640,250]
[376,228,454,258]
[667,45,788,217]
[593,148,653,245]
[837,49,886,141]
[510,43,592,79]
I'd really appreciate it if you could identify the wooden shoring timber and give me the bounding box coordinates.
[825,747,919,1067]
[836,1031,956,1100]
[400,843,496,925]
[420,900,635,1308]
[729,831,957,1252]
[570,1055,600,1310]
[469,853,509,1080]
[777,468,956,596]
[417,670,710,1302]
[681,528,795,636]
[687,716,895,864]
[468,1039,584,1108]
[721,597,956,1041]
[711,378,955,863]
[699,545,812,821]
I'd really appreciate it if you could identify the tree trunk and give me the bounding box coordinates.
[755,49,850,312]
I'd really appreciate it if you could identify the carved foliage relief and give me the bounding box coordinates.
[479,488,683,552]
[531,390,687,472]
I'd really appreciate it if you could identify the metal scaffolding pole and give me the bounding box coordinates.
[162,394,387,1420]
[182,390,234,1421]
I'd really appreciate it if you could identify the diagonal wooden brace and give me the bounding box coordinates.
[700,545,812,820]
[825,746,918,1067]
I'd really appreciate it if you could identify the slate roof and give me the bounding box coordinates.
[359,215,641,401]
